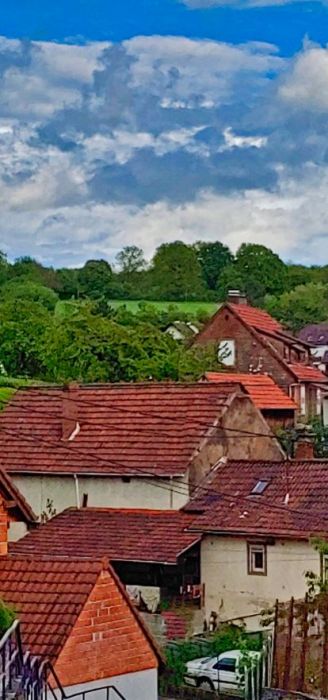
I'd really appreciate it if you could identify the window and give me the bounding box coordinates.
[248,543,267,575]
[250,480,270,496]
[217,658,237,673]
[218,339,236,367]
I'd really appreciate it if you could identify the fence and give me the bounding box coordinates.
[272,595,328,697]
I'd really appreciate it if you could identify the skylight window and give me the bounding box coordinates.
[250,480,270,495]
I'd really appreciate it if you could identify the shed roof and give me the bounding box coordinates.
[10,508,200,564]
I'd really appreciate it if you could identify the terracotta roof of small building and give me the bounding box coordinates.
[204,373,297,410]
[288,363,328,382]
[186,459,328,539]
[0,468,36,523]
[229,303,283,334]
[10,508,200,564]
[0,556,161,665]
[0,383,238,477]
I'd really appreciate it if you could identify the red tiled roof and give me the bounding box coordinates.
[0,557,102,660]
[0,383,238,477]
[0,556,161,665]
[204,373,297,410]
[229,303,283,334]
[10,508,200,564]
[0,468,36,523]
[288,363,328,382]
[186,460,328,539]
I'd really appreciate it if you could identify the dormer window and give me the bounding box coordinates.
[218,340,236,367]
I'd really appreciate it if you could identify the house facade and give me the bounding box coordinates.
[0,382,284,517]
[194,293,328,423]
[187,459,328,631]
[0,556,161,699]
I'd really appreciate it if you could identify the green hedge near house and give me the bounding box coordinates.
[0,600,16,634]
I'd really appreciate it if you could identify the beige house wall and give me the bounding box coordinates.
[201,535,320,630]
[11,473,189,517]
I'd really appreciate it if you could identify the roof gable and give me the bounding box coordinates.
[10,508,201,564]
[0,556,161,667]
[0,383,239,477]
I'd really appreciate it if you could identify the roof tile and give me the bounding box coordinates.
[11,509,200,564]
[230,303,283,334]
[0,383,237,477]
[204,373,297,410]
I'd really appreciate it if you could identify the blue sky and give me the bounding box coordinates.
[0,0,328,266]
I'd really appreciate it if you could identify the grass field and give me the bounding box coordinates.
[107,300,218,314]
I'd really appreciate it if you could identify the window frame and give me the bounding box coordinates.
[247,542,267,576]
[218,339,236,367]
[321,553,328,583]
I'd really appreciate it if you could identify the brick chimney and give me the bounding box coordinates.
[0,497,8,556]
[62,383,80,442]
[227,289,247,305]
[294,426,315,460]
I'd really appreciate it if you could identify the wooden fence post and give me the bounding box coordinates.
[283,597,294,690]
[322,596,328,698]
[271,599,279,688]
[297,594,308,693]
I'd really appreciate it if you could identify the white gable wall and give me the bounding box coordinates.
[201,535,320,630]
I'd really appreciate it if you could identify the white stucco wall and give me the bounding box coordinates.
[11,473,189,516]
[58,668,158,700]
[201,536,320,630]
[8,521,28,542]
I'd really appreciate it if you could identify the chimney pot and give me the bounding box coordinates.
[62,383,79,442]
[294,426,315,460]
[227,289,247,305]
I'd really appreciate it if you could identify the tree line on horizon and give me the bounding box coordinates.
[0,240,328,384]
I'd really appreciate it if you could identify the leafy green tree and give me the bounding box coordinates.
[265,282,328,332]
[151,242,206,301]
[0,279,58,311]
[39,306,220,383]
[77,259,113,299]
[116,246,146,274]
[216,265,246,301]
[11,256,60,290]
[194,241,234,291]
[0,251,9,287]
[56,268,80,299]
[234,243,287,301]
[0,299,50,376]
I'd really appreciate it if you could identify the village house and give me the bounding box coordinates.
[165,320,200,342]
[194,291,328,424]
[0,382,284,517]
[185,456,328,631]
[0,467,36,548]
[203,372,297,430]
[0,555,161,700]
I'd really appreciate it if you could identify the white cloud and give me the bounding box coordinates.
[279,47,328,111]
[219,127,267,151]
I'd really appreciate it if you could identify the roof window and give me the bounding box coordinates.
[250,480,270,495]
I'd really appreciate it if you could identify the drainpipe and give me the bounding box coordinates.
[74,474,80,509]
[169,477,173,509]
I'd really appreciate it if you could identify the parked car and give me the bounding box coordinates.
[184,649,261,693]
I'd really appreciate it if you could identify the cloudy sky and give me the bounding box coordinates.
[1,0,328,266]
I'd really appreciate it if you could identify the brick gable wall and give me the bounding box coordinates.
[54,568,158,688]
[0,497,8,556]
[196,307,293,391]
